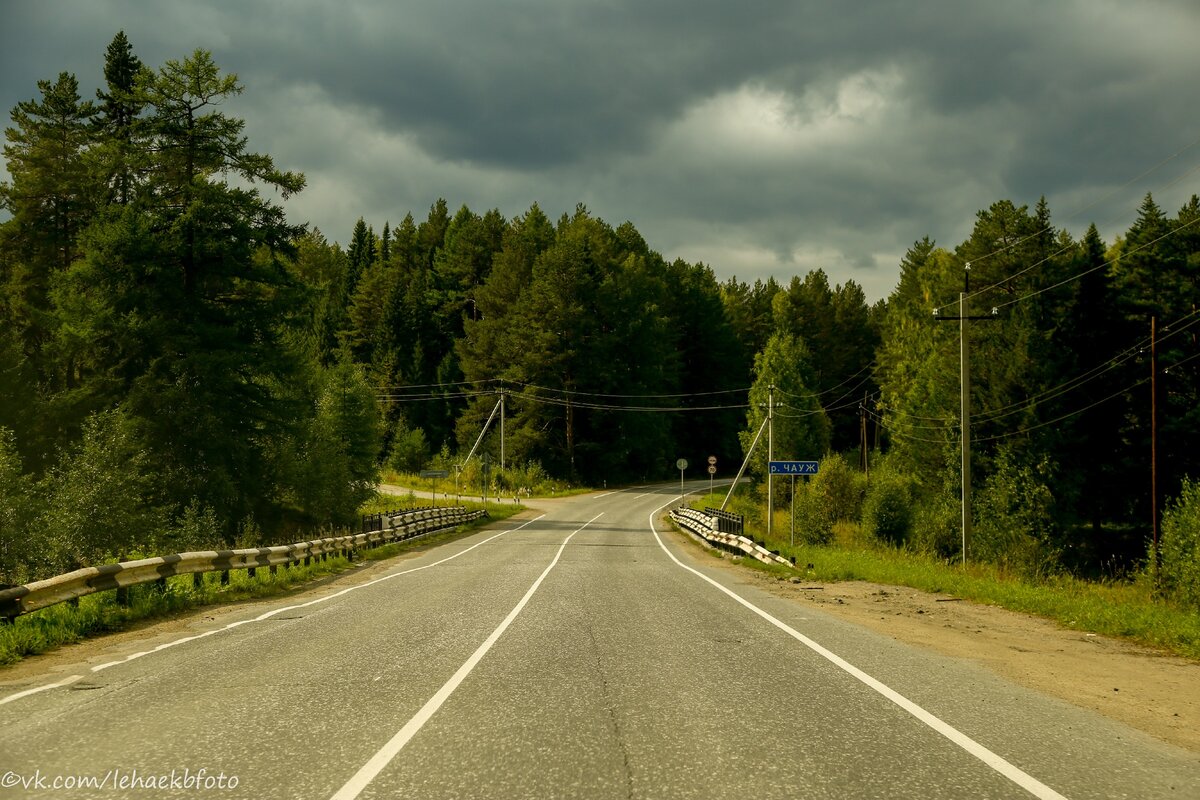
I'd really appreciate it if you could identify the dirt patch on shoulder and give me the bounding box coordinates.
[697,542,1200,753]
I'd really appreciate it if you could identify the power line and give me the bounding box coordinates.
[517,393,748,413]
[505,380,750,400]
[991,213,1200,311]
[972,376,1148,444]
[773,362,877,400]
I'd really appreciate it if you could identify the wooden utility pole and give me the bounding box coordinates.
[1151,315,1159,586]
[860,390,870,479]
[767,384,775,539]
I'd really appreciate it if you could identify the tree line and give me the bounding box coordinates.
[2,37,1197,606]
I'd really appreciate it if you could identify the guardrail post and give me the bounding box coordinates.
[247,567,256,579]
[220,570,230,586]
[193,572,203,590]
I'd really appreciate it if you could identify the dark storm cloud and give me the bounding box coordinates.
[3,1,1200,300]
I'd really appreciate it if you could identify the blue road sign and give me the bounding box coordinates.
[768,460,819,475]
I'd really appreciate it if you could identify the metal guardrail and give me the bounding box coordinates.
[670,507,793,568]
[704,507,744,536]
[0,506,486,621]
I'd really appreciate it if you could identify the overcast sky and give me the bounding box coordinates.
[3,0,1200,301]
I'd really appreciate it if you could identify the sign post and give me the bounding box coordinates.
[790,473,796,548]
[768,462,820,549]
[707,455,717,497]
[420,470,450,507]
[676,458,688,506]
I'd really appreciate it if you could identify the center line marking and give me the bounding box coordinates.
[648,500,1069,800]
[329,512,603,800]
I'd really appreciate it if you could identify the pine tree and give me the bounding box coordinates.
[95,31,145,204]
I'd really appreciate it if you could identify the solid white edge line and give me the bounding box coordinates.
[648,500,1070,800]
[0,515,546,703]
[0,673,84,706]
[329,512,603,800]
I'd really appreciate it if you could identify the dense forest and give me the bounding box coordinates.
[1,38,1197,608]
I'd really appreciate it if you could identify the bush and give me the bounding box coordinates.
[388,418,429,474]
[861,454,917,545]
[0,428,35,584]
[973,448,1060,577]
[790,479,833,545]
[911,484,961,559]
[814,452,866,522]
[1159,478,1200,609]
[38,409,168,574]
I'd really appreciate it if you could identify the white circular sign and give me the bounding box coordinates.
[676,458,688,470]
[707,455,717,465]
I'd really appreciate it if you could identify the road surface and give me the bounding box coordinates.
[1,483,1196,798]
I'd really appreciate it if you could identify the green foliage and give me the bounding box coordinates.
[789,480,833,545]
[0,428,34,584]
[38,409,167,572]
[813,451,866,523]
[1158,478,1200,609]
[973,447,1061,576]
[278,361,381,527]
[388,418,430,474]
[860,453,917,545]
[740,332,831,487]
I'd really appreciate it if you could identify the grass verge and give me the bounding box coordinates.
[0,501,523,668]
[684,492,1200,662]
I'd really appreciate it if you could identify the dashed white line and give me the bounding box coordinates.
[648,500,1070,800]
[329,512,603,800]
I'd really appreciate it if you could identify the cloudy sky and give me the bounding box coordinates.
[3,0,1200,300]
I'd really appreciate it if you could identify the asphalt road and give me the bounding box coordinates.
[1,483,1197,799]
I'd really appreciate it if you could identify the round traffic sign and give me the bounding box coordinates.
[676,458,688,470]
[707,465,717,475]
[707,455,717,465]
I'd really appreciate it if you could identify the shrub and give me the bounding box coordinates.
[790,479,833,545]
[813,451,866,523]
[38,409,168,574]
[1159,478,1200,609]
[861,454,917,545]
[0,428,34,584]
[911,484,962,559]
[973,448,1060,577]
[388,421,430,474]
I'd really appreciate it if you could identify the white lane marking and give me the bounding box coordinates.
[0,516,545,704]
[648,501,1069,800]
[330,512,603,800]
[0,673,84,706]
[594,491,619,498]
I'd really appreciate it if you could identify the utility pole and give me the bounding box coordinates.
[767,384,775,539]
[499,387,506,471]
[934,263,997,566]
[960,286,971,566]
[1151,315,1159,587]
[860,390,870,479]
